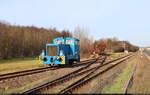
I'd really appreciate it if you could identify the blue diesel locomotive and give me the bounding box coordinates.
[41,37,80,66]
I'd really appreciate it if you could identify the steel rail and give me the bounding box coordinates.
[19,56,105,94]
[0,58,98,81]
[59,55,134,94]
[122,63,136,94]
[20,54,132,94]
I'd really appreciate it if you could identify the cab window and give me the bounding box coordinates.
[66,40,74,44]
[75,40,79,45]
[55,40,62,44]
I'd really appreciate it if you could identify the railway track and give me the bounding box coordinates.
[122,63,136,94]
[59,55,133,94]
[0,58,98,81]
[17,56,105,94]
[19,54,133,94]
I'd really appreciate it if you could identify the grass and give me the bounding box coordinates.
[0,53,131,94]
[0,52,129,75]
[81,57,94,61]
[0,56,93,75]
[101,58,135,94]
[0,57,46,75]
[0,57,37,63]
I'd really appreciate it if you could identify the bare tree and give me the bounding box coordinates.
[73,26,93,57]
[0,22,73,59]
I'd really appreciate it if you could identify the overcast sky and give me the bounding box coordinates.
[0,0,150,47]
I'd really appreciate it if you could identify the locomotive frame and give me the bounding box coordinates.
[42,37,80,65]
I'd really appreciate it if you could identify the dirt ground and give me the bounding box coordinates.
[128,51,150,93]
[0,52,127,94]
[72,54,134,94]
[0,66,83,94]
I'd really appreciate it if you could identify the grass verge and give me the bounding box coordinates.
[0,57,37,63]
[0,58,46,75]
[101,57,135,94]
[0,57,92,75]
[0,53,128,75]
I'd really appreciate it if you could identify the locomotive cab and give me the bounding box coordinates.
[43,44,67,65]
[42,37,80,65]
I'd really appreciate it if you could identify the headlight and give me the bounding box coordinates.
[43,57,47,61]
[56,57,62,61]
[56,57,60,60]
[50,58,53,62]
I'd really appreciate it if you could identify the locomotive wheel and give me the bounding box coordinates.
[69,60,74,65]
[77,59,80,62]
[58,64,63,67]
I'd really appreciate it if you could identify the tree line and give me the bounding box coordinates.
[93,37,139,53]
[0,22,71,59]
[0,21,139,59]
[73,27,139,57]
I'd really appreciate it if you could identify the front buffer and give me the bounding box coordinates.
[43,56,68,65]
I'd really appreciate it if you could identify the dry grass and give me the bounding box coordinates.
[0,52,130,94]
[128,52,150,93]
[101,56,135,93]
[0,57,95,75]
[0,58,46,75]
[0,65,81,94]
[0,53,127,75]
[107,52,124,60]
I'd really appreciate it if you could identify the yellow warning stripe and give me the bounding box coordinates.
[61,56,65,64]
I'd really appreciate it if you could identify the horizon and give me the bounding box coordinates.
[0,0,150,47]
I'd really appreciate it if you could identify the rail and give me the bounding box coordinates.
[19,54,133,94]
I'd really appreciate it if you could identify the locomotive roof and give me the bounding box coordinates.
[54,37,79,41]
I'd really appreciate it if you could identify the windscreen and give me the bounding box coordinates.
[55,40,62,44]
[66,40,74,44]
[47,46,57,56]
